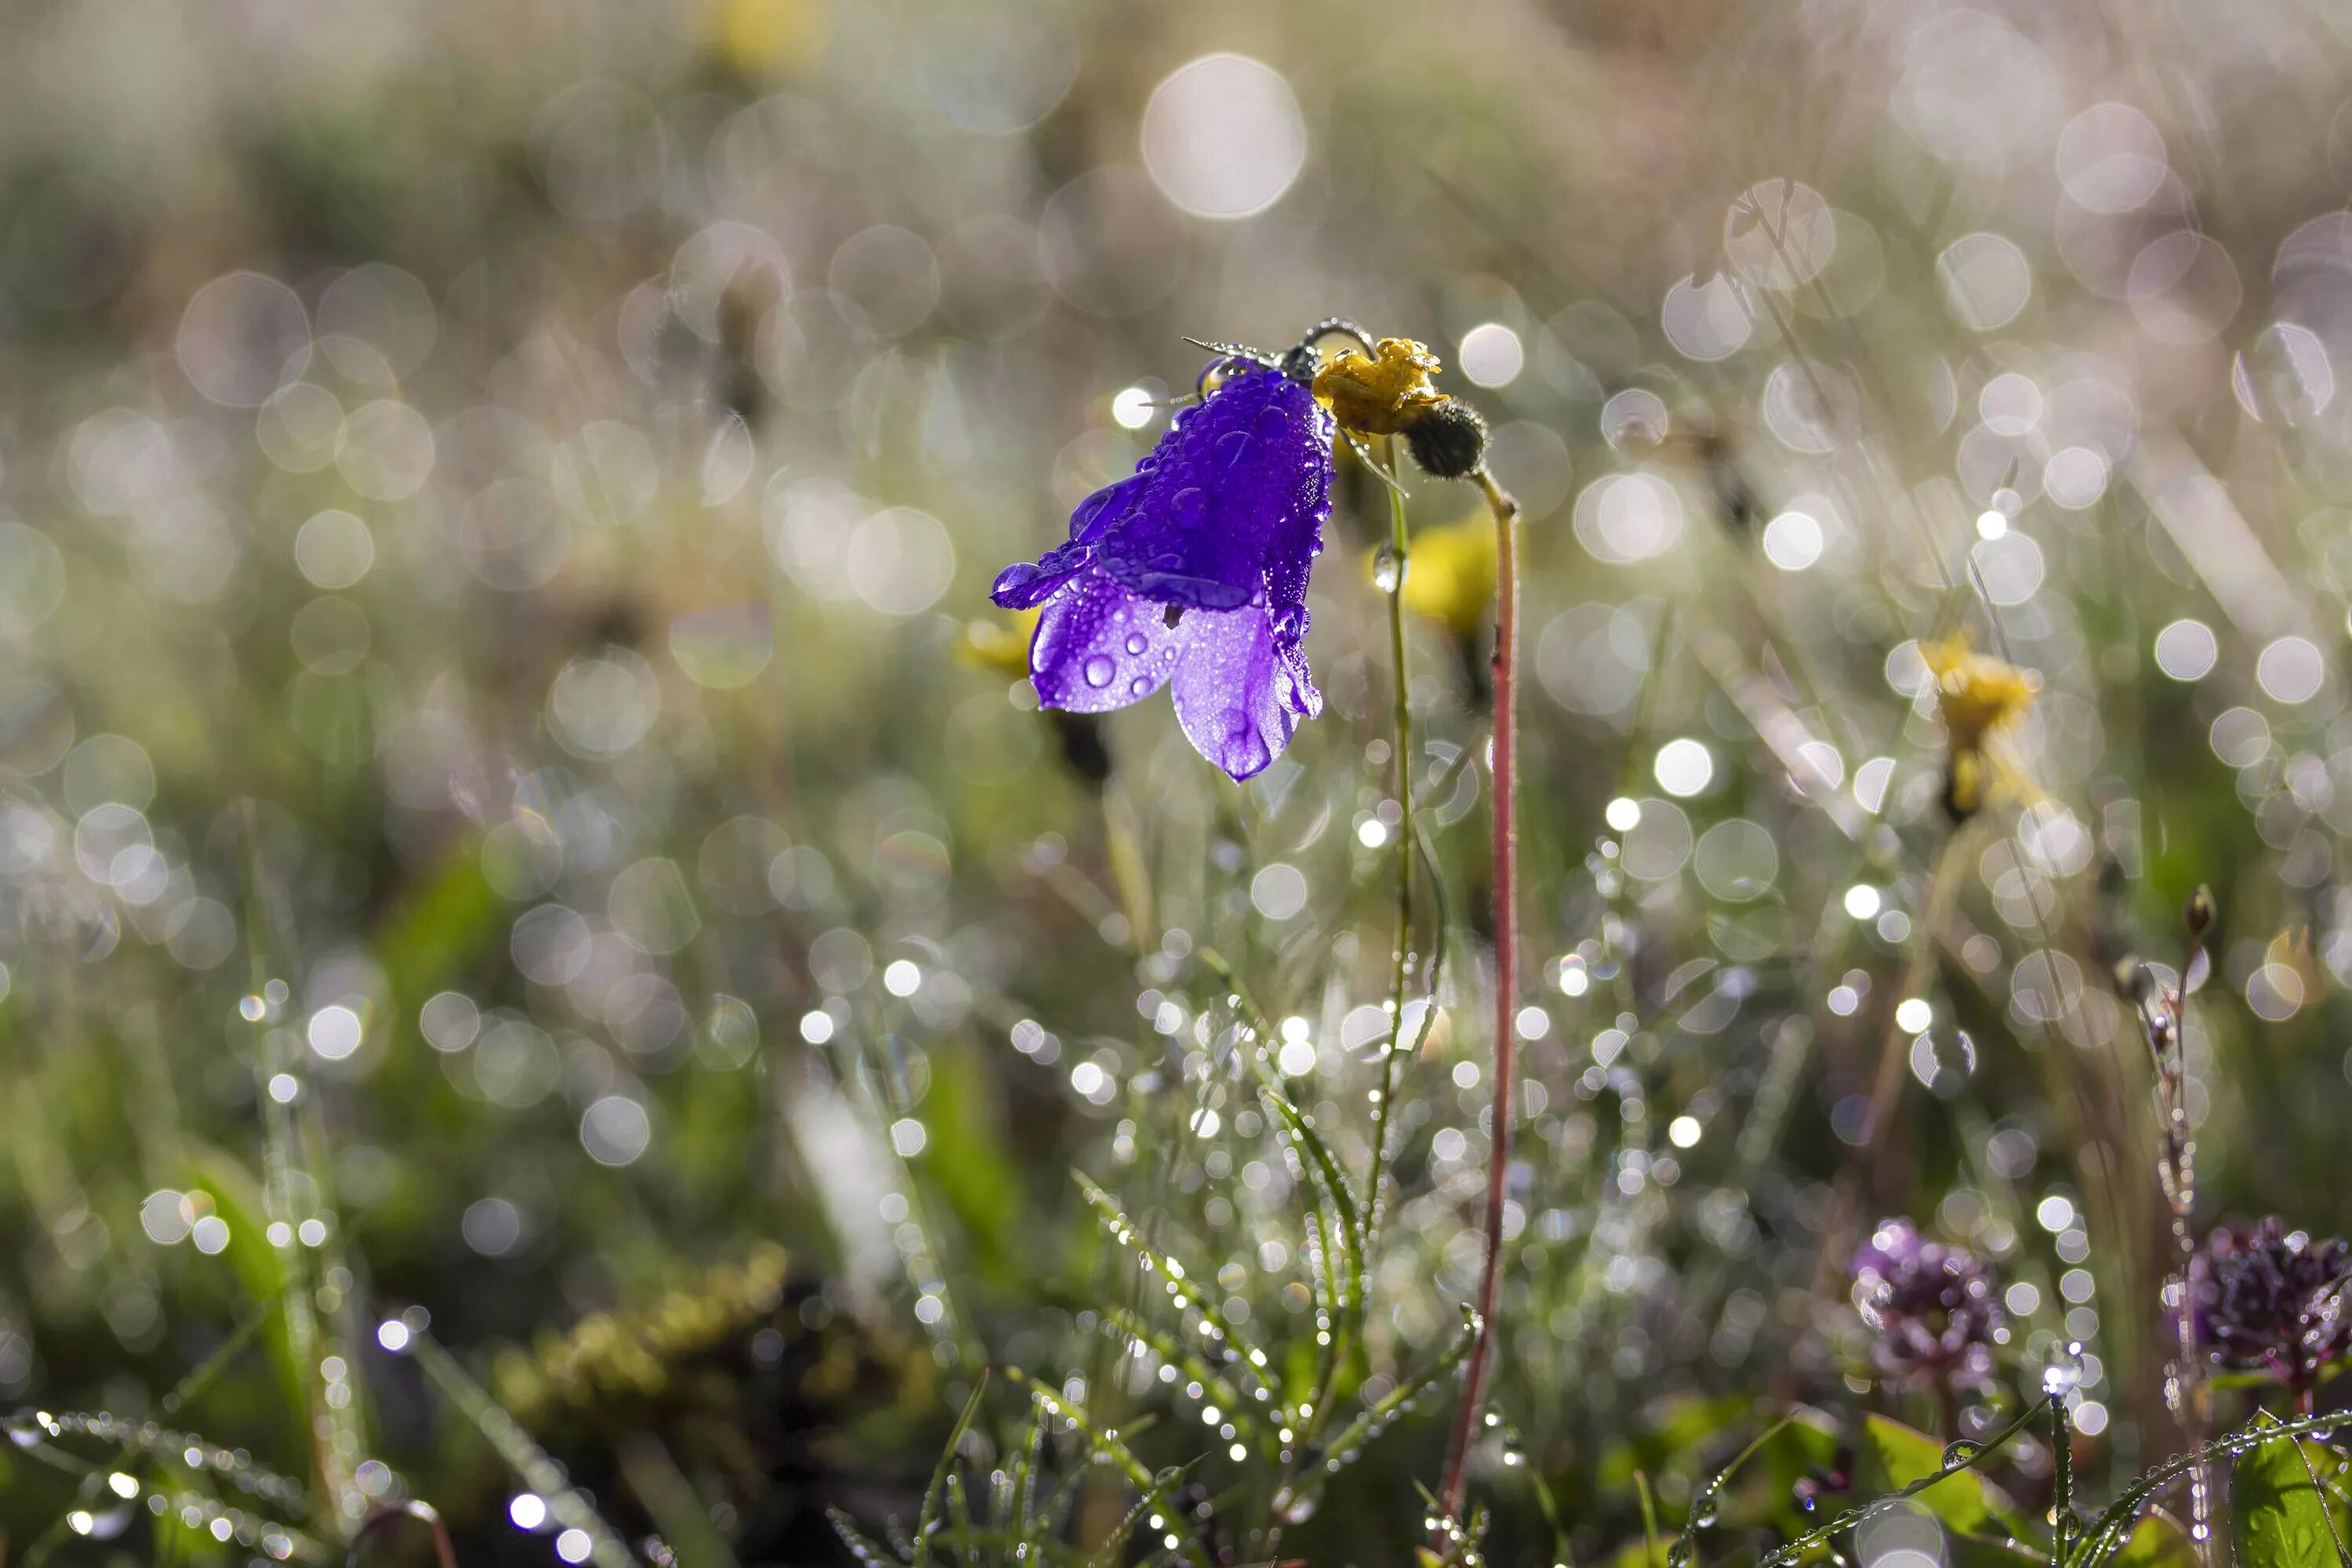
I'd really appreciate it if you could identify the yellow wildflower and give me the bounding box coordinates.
[1922,633,2037,816]
[1922,633,2037,753]
[1312,338,1446,436]
[1380,510,1497,639]
[957,609,1038,679]
[712,0,826,74]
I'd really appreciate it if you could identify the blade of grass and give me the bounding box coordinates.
[913,1371,989,1568]
[402,1330,639,1568]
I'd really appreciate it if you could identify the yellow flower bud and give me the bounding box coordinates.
[1377,510,1497,640]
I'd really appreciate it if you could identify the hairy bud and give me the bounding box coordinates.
[1402,398,1490,480]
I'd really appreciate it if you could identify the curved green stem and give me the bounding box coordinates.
[1366,434,1421,1238]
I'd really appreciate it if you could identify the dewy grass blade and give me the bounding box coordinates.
[1005,1370,1215,1568]
[1076,1172,1280,1405]
[403,1330,640,1568]
[913,1370,989,1568]
[1103,1306,1261,1440]
[1084,1461,1200,1568]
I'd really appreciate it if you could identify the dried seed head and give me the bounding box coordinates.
[1402,398,1490,481]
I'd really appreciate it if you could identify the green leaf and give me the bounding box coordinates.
[180,1143,303,1435]
[1856,1414,2033,1543]
[1948,1535,2049,1568]
[2233,1410,2349,1568]
[1744,1406,1844,1537]
[2111,1512,2197,1568]
[1598,1392,1759,1491]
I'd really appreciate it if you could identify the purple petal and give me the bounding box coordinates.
[991,475,1152,609]
[1094,368,1332,612]
[1274,632,1323,721]
[1029,568,1183,713]
[1170,605,1299,781]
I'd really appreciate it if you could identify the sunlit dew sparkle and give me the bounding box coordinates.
[1111,385,1158,429]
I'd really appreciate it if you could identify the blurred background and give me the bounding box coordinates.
[7,0,2352,1561]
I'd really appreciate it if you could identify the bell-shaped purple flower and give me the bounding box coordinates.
[992,365,1332,781]
[1851,1218,2005,1392]
[2187,1217,2351,1392]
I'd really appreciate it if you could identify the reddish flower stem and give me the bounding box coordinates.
[1438,466,1521,1528]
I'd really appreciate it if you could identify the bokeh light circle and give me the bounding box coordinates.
[1141,54,1308,220]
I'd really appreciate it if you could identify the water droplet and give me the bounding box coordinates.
[1942,1440,1984,1467]
[1172,487,1207,521]
[2042,1341,2085,1396]
[1129,678,1151,696]
[1373,547,1403,592]
[1216,430,1255,467]
[1083,655,1116,688]
[992,561,1044,600]
[1124,632,1149,655]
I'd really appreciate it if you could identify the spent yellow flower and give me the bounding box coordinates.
[1380,510,1497,639]
[1312,337,1446,436]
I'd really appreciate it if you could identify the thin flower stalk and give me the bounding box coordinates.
[1437,463,1520,1525]
[2118,887,2214,1555]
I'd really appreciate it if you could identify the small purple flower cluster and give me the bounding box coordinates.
[1850,1218,2005,1392]
[2188,1217,2351,1393]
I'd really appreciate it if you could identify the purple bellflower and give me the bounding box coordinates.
[1851,1218,2005,1393]
[992,353,1334,782]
